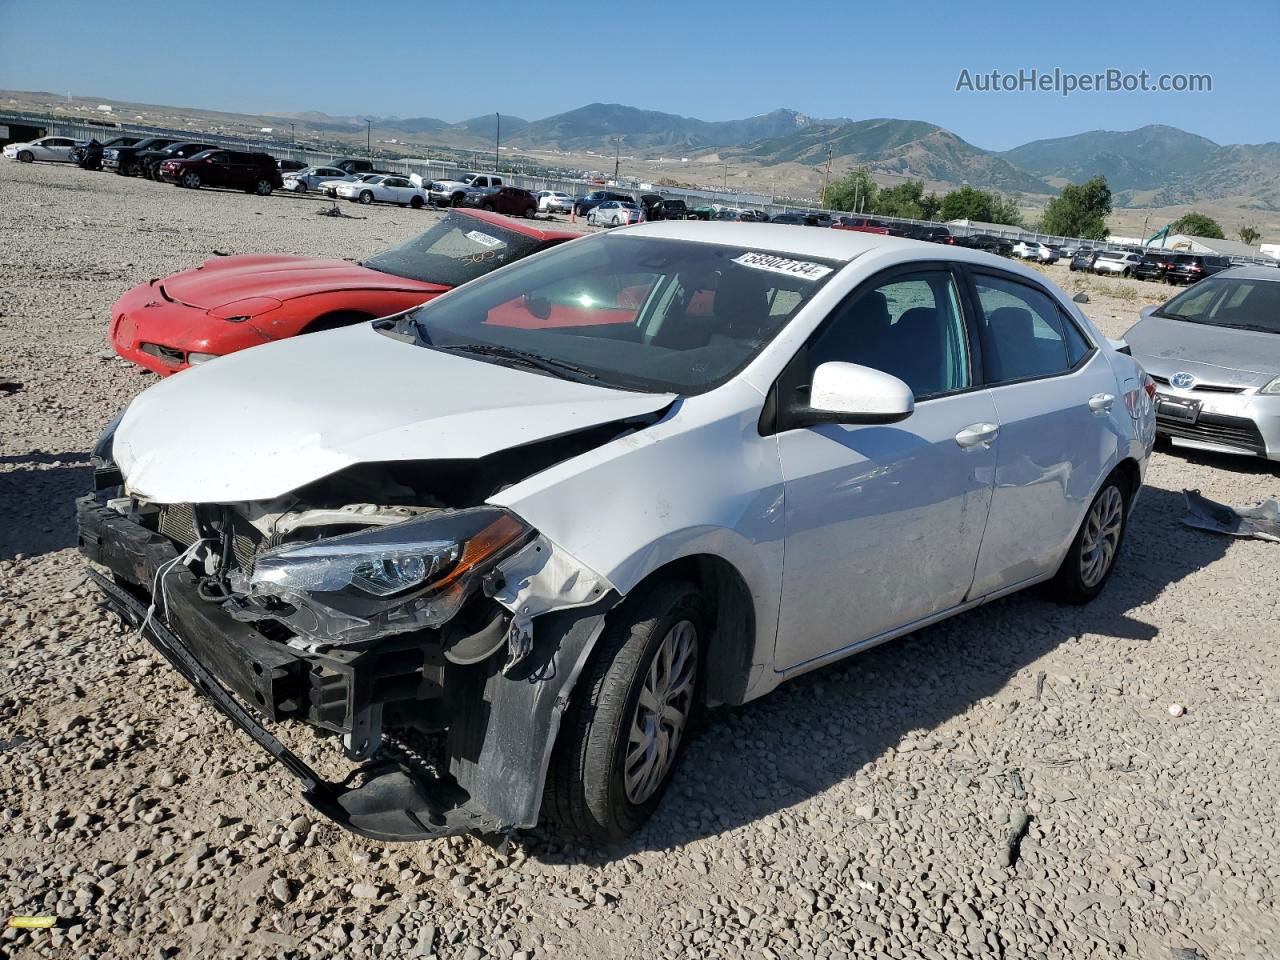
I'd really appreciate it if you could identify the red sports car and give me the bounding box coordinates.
[111,209,577,376]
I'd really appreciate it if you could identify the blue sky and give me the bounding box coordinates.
[1,0,1274,150]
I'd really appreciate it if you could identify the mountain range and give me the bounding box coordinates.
[393,104,1278,208]
[5,89,1275,207]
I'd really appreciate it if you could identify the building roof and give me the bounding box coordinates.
[1156,234,1264,258]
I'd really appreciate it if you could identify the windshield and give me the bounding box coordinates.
[1156,276,1280,333]
[406,233,843,393]
[363,211,544,286]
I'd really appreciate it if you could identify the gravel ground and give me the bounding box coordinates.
[1,160,1278,960]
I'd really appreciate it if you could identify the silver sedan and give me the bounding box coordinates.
[1124,265,1280,461]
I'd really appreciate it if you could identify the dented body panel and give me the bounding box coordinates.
[114,323,676,503]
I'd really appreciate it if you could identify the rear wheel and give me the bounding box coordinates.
[1049,476,1129,603]
[359,191,373,204]
[544,580,706,845]
[181,171,201,189]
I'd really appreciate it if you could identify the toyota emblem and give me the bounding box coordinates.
[1170,372,1195,390]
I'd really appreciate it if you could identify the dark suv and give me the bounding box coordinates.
[458,186,538,217]
[639,195,688,221]
[574,191,632,217]
[158,150,284,195]
[1068,248,1099,272]
[1166,253,1232,286]
[137,141,219,180]
[1132,253,1175,282]
[103,137,178,176]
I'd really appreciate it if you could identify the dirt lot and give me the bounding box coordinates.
[1,160,1278,960]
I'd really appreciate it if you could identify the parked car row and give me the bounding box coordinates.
[1067,248,1234,284]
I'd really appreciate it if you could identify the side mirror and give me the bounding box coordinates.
[806,362,914,425]
[523,295,552,320]
[1139,304,1157,321]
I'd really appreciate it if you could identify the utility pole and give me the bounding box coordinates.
[614,138,621,182]
[722,163,728,191]
[821,145,833,208]
[365,119,371,160]
[289,123,295,149]
[495,113,500,172]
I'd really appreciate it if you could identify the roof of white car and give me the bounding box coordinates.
[617,220,924,262]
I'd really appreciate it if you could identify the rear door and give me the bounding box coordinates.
[961,267,1126,596]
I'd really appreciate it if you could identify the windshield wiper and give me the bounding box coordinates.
[433,342,599,381]
[1156,312,1209,324]
[1217,323,1278,334]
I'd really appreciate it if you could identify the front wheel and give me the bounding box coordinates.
[410,195,424,209]
[544,580,706,845]
[358,191,373,204]
[17,150,33,163]
[611,216,620,226]
[524,206,536,219]
[1048,477,1129,603]
[255,179,274,195]
[181,171,201,189]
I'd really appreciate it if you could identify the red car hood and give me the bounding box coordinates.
[159,255,447,310]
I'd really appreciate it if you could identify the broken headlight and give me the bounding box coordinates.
[242,507,531,644]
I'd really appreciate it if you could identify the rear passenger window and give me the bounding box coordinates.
[973,274,1075,382]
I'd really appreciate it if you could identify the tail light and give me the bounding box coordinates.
[1190,264,1203,272]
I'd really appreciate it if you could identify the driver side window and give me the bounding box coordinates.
[807,271,972,400]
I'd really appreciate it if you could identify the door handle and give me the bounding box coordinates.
[1088,393,1115,414]
[955,422,999,448]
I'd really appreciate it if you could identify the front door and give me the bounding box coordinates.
[774,267,998,672]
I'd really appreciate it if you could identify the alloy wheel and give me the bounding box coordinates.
[624,619,698,805]
[1079,486,1124,588]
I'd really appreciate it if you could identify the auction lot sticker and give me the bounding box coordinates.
[466,230,503,247]
[732,252,833,280]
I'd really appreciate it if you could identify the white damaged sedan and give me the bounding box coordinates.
[80,223,1155,844]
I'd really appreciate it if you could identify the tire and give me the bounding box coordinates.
[524,206,536,219]
[544,579,707,845]
[1048,475,1130,604]
[481,203,494,212]
[17,150,33,163]
[410,195,424,209]
[451,193,465,207]
[255,179,274,196]
[611,216,620,227]
[359,191,373,204]
[181,171,201,189]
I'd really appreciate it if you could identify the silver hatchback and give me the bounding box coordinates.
[1124,266,1280,461]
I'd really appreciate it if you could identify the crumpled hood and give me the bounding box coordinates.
[1125,315,1280,386]
[114,324,675,504]
[160,255,445,310]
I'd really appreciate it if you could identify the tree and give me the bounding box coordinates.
[1239,223,1261,246]
[871,181,926,219]
[919,191,942,222]
[1039,175,1111,240]
[1170,212,1224,239]
[936,187,1021,226]
[825,167,878,212]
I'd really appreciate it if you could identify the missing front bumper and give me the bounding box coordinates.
[78,496,506,840]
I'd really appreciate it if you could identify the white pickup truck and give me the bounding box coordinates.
[427,173,504,207]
